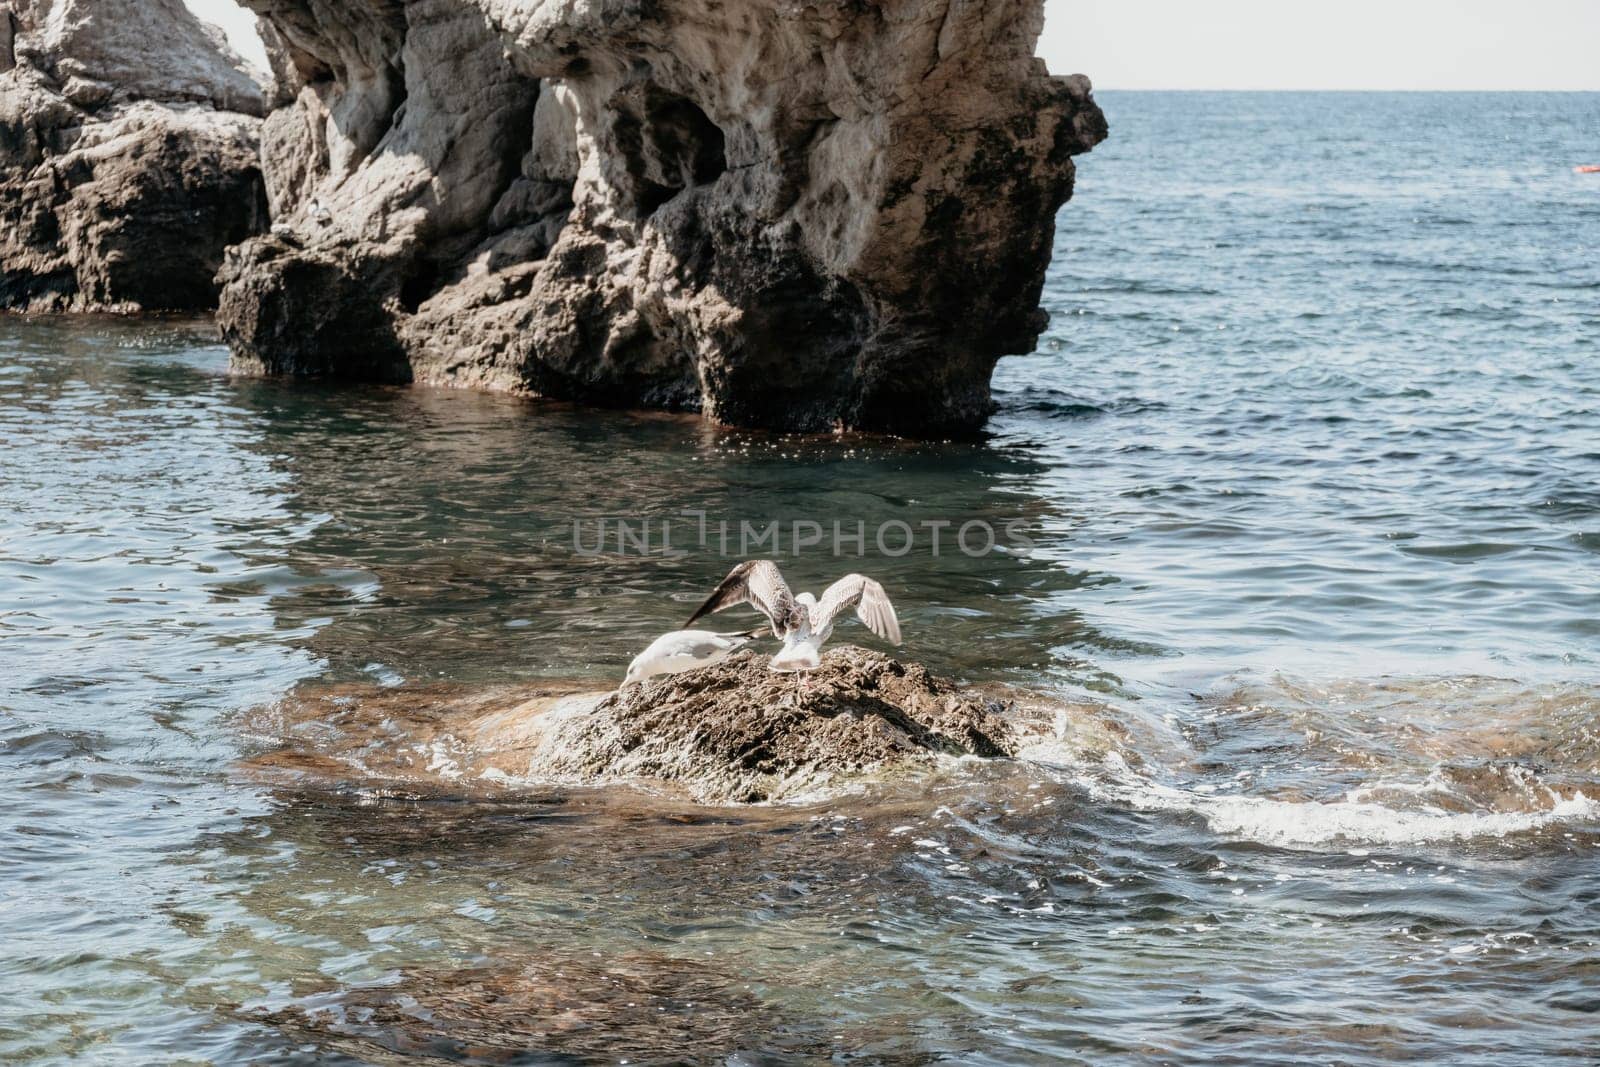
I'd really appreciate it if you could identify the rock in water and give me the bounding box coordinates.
[522,647,1017,803]
[0,0,270,312]
[247,647,1024,805]
[219,0,1107,435]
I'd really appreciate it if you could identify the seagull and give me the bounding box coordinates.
[684,561,902,673]
[308,197,332,226]
[622,628,764,687]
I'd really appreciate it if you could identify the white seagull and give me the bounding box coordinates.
[685,561,902,673]
[622,628,763,687]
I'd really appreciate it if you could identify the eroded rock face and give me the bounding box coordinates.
[221,0,1106,434]
[0,0,270,311]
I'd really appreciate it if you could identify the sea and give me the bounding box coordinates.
[2,91,1598,1063]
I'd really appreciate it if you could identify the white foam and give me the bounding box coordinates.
[1188,791,1597,848]
[1086,754,1600,849]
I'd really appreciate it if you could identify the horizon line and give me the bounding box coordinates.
[1075,85,1600,93]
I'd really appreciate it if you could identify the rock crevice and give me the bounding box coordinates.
[220,0,1106,434]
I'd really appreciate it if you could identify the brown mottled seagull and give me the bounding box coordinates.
[685,561,903,673]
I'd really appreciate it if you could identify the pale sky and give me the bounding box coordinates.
[184,0,269,69]
[189,0,1600,92]
[1037,0,1600,90]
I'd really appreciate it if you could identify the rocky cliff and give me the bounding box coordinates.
[0,0,269,311]
[221,0,1105,434]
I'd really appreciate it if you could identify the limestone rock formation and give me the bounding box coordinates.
[221,0,1106,434]
[0,0,270,311]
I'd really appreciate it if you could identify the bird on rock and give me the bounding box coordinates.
[684,561,902,673]
[622,628,764,687]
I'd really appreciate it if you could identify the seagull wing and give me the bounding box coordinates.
[683,561,796,634]
[812,574,902,645]
[671,632,748,657]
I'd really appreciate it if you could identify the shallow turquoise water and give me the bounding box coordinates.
[2,92,1599,1063]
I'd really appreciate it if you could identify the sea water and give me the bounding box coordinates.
[2,91,1597,1063]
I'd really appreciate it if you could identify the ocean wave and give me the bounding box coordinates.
[1086,753,1599,850]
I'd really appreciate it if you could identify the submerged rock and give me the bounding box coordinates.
[220,0,1106,435]
[0,0,270,311]
[247,647,1031,805]
[256,949,801,1063]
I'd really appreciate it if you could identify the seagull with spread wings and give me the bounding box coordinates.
[684,561,903,673]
